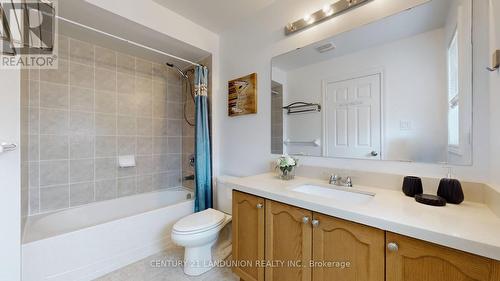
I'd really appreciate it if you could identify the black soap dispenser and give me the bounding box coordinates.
[437,168,464,204]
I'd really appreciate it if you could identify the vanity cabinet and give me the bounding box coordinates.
[232,191,265,281]
[386,232,500,281]
[231,191,500,281]
[265,200,312,281]
[312,213,385,281]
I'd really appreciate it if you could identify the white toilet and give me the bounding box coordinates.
[171,178,233,276]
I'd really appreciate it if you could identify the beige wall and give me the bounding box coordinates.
[27,35,184,215]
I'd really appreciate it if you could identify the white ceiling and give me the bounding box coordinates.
[152,0,277,33]
[273,0,453,71]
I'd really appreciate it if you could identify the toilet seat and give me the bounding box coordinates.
[173,208,225,235]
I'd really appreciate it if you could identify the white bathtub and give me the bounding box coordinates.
[22,188,194,281]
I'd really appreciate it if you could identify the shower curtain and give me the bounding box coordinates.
[194,66,212,212]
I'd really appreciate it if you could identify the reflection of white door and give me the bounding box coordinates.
[323,74,381,159]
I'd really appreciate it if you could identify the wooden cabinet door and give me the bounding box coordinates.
[232,191,265,281]
[312,213,385,281]
[265,200,312,281]
[386,232,500,281]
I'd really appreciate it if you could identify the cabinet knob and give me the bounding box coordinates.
[371,151,378,157]
[256,203,263,209]
[302,216,310,224]
[387,242,399,252]
[311,219,320,227]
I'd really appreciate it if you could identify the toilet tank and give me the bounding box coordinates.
[216,176,238,215]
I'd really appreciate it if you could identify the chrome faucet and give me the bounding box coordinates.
[329,174,353,187]
[329,174,341,185]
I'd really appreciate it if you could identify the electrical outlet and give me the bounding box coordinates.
[400,120,412,131]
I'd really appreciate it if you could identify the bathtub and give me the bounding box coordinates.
[22,188,194,281]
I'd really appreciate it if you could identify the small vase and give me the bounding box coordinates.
[278,166,295,180]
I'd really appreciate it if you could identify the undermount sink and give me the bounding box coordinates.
[291,184,375,204]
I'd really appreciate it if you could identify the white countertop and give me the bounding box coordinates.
[224,173,500,261]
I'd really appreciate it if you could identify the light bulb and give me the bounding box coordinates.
[322,5,333,15]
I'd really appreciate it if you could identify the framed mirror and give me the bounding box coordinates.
[271,0,473,165]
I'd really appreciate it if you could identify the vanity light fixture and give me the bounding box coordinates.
[285,0,372,35]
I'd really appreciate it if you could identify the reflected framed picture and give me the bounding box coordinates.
[228,73,257,117]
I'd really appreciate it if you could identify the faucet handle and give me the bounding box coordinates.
[329,174,341,184]
[344,176,352,187]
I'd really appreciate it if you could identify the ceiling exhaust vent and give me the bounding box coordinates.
[315,42,336,53]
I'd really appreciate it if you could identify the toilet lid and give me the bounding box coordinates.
[173,208,225,233]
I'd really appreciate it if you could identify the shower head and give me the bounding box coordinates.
[166,63,189,79]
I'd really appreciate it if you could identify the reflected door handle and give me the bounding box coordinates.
[0,142,17,154]
[370,151,378,157]
[256,203,263,209]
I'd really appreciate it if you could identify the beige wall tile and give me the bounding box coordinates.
[136,137,153,155]
[70,111,94,135]
[136,156,153,175]
[95,90,117,114]
[40,108,68,135]
[29,188,40,215]
[29,108,39,135]
[70,159,94,183]
[70,182,94,206]
[39,135,68,160]
[118,177,136,197]
[70,39,94,65]
[26,34,207,213]
[70,62,94,88]
[167,120,182,136]
[29,80,40,107]
[95,158,117,180]
[118,93,137,116]
[95,46,116,71]
[40,160,69,187]
[95,136,117,157]
[70,87,94,112]
[136,92,153,117]
[117,116,137,135]
[95,114,116,136]
[40,185,69,212]
[40,59,69,84]
[167,102,182,119]
[29,135,39,161]
[95,179,116,201]
[117,53,135,75]
[95,68,117,92]
[168,137,181,154]
[57,35,69,60]
[153,118,168,136]
[135,59,152,78]
[39,82,68,109]
[69,135,94,159]
[136,175,153,193]
[136,118,153,136]
[117,72,135,95]
[118,136,136,155]
[135,77,152,93]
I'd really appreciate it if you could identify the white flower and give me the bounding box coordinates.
[285,157,296,166]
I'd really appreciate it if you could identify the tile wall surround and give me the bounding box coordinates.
[27,34,187,215]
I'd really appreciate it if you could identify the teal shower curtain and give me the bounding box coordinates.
[194,66,212,212]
